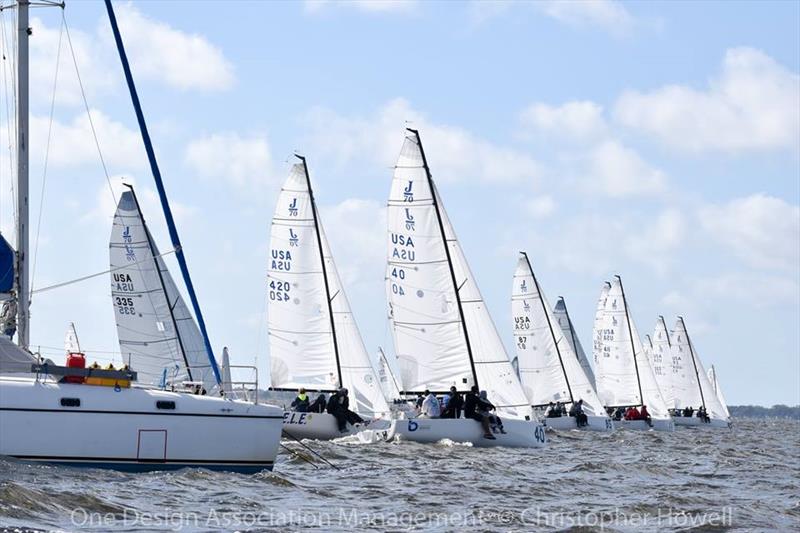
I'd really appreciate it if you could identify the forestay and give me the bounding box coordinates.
[671,318,728,420]
[386,131,530,419]
[512,255,604,415]
[268,161,389,417]
[594,277,669,418]
[553,297,597,389]
[109,190,216,391]
[649,317,676,409]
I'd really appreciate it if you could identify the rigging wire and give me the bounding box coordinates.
[62,10,116,207]
[30,14,64,296]
[31,246,177,295]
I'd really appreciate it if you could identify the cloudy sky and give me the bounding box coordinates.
[1,0,797,405]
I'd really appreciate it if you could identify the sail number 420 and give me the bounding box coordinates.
[269,280,290,302]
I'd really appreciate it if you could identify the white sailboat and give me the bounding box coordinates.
[553,296,597,389]
[0,0,283,472]
[377,347,403,404]
[267,157,390,440]
[511,253,611,431]
[648,317,676,410]
[594,276,674,431]
[383,130,546,448]
[668,317,730,428]
[707,365,730,420]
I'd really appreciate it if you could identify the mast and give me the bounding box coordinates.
[559,296,581,364]
[522,252,573,403]
[679,316,706,410]
[409,128,479,390]
[105,0,221,385]
[15,0,29,349]
[125,185,194,381]
[297,155,343,388]
[616,275,644,406]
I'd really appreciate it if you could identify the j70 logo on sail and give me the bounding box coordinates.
[403,181,414,202]
[288,198,298,217]
[405,209,415,231]
[289,229,299,247]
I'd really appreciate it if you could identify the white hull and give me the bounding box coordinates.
[542,415,614,432]
[674,416,731,429]
[0,377,283,472]
[612,418,675,432]
[281,411,390,441]
[387,418,547,448]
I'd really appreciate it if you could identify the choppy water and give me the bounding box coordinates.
[1,418,798,532]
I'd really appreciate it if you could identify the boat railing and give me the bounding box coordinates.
[223,365,260,405]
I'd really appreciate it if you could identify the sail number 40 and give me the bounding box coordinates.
[534,425,546,443]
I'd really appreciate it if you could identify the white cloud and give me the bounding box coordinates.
[583,140,667,197]
[615,47,800,153]
[107,4,235,92]
[525,195,557,218]
[537,0,636,36]
[302,98,540,184]
[470,0,636,36]
[304,0,418,14]
[699,194,800,271]
[184,132,277,189]
[520,101,607,141]
[624,209,686,273]
[319,198,385,287]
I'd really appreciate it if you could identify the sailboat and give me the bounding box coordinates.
[648,316,677,411]
[383,130,546,448]
[512,253,612,431]
[667,317,730,428]
[553,296,597,389]
[707,365,730,420]
[267,156,390,440]
[0,0,283,471]
[594,276,674,431]
[377,347,403,404]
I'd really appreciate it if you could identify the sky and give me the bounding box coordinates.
[0,0,797,405]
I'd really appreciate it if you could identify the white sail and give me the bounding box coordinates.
[649,317,677,409]
[64,322,81,353]
[592,282,611,369]
[594,276,669,418]
[671,318,728,420]
[553,297,597,389]
[110,189,216,391]
[512,255,605,415]
[386,131,530,419]
[377,348,403,403]
[221,346,233,396]
[708,365,730,418]
[267,161,389,417]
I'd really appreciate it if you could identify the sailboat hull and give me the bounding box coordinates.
[613,418,675,432]
[281,411,390,441]
[673,416,731,429]
[542,415,614,432]
[386,418,547,448]
[0,377,283,473]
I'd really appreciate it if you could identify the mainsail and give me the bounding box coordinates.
[512,253,605,415]
[594,276,669,418]
[377,348,403,403]
[109,188,216,391]
[386,130,530,419]
[553,296,597,389]
[671,317,728,420]
[592,282,611,369]
[708,365,730,418]
[267,158,389,417]
[649,317,677,409]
